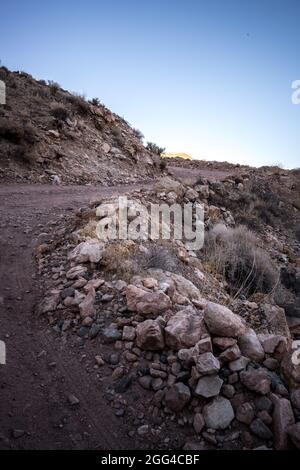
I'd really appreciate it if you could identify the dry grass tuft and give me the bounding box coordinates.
[204,224,279,297]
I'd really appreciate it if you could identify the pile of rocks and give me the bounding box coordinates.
[115,281,299,449]
[40,246,300,448]
[37,182,300,449]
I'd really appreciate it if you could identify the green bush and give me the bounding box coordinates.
[146,142,165,155]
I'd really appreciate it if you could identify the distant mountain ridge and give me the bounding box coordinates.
[162,152,192,160]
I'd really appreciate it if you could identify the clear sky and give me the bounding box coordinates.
[1,0,299,168]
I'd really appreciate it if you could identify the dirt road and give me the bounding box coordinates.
[0,183,148,450]
[0,167,231,449]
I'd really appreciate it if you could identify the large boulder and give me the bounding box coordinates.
[165,382,191,411]
[202,397,234,430]
[68,238,105,263]
[165,307,207,350]
[136,319,164,350]
[204,302,246,338]
[238,329,265,362]
[126,285,171,316]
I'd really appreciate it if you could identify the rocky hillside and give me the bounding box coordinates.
[0,67,161,184]
[37,171,300,450]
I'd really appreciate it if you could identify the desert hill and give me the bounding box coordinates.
[0,67,161,184]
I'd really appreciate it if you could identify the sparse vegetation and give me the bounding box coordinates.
[101,242,140,282]
[13,145,35,164]
[101,242,178,281]
[159,159,167,171]
[204,224,279,297]
[50,105,70,122]
[112,126,125,147]
[67,93,90,115]
[132,128,144,141]
[90,97,101,106]
[0,119,37,164]
[48,80,61,95]
[0,119,36,145]
[146,142,165,155]
[137,244,178,272]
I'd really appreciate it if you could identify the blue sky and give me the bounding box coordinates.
[1,0,299,168]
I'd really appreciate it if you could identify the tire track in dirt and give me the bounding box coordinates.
[0,167,230,449]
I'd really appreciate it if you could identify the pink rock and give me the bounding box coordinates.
[79,287,95,318]
[238,328,265,362]
[126,285,171,316]
[272,396,295,450]
[204,302,246,338]
[165,307,207,350]
[136,319,164,351]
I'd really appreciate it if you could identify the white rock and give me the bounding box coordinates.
[69,238,105,264]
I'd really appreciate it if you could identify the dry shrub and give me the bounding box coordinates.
[137,244,178,272]
[80,219,98,238]
[67,93,90,115]
[0,119,37,164]
[146,142,165,155]
[90,97,101,106]
[101,242,140,282]
[101,242,178,282]
[0,119,36,145]
[50,105,70,122]
[112,126,125,147]
[204,224,279,297]
[13,145,35,164]
[48,80,61,95]
[159,159,167,171]
[132,128,144,141]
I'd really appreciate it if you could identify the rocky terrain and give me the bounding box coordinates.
[1,67,300,451]
[0,67,161,185]
[31,170,300,450]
